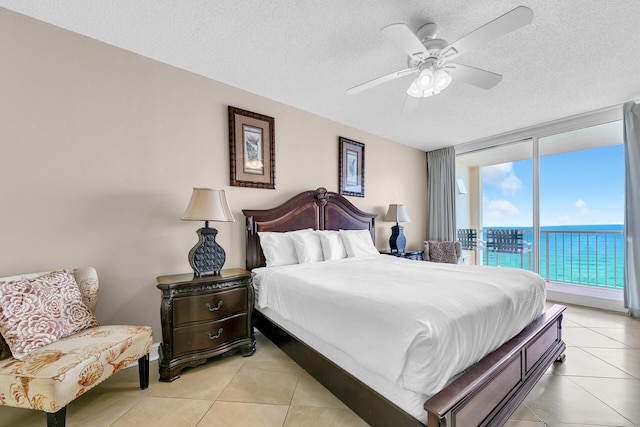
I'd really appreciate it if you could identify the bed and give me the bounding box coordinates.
[243,187,566,427]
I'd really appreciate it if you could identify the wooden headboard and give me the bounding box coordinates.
[242,187,377,270]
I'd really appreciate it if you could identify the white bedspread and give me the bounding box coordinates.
[253,255,545,396]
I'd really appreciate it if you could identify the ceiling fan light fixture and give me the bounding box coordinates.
[407,80,423,98]
[416,67,434,91]
[434,69,452,91]
[407,80,436,98]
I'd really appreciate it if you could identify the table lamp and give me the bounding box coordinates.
[182,188,235,277]
[384,204,411,253]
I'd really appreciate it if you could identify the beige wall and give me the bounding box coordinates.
[0,9,427,339]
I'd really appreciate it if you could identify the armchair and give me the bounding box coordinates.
[423,241,465,264]
[0,267,152,427]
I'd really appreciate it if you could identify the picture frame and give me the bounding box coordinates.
[228,106,275,189]
[338,136,365,197]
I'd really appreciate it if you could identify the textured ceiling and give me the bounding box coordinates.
[2,0,640,151]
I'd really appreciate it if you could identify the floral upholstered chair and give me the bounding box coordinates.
[423,241,465,264]
[0,267,152,427]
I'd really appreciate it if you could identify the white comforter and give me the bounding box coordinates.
[253,255,545,396]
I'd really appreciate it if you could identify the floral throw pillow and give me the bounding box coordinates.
[0,270,99,359]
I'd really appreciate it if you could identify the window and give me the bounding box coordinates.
[456,118,624,292]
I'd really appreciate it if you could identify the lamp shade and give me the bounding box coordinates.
[182,188,235,222]
[383,204,411,223]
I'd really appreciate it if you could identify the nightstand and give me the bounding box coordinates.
[379,250,424,261]
[156,268,255,382]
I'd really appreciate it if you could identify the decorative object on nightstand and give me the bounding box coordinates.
[379,249,424,260]
[182,188,235,277]
[156,269,255,382]
[384,204,411,253]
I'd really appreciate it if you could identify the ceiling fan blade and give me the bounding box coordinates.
[439,6,533,62]
[381,23,430,61]
[445,63,503,89]
[346,68,417,95]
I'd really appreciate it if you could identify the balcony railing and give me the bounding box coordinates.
[470,228,624,290]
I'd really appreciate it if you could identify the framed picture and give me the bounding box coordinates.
[228,106,275,189]
[338,136,365,197]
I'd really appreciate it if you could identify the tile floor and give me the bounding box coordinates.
[1,303,639,427]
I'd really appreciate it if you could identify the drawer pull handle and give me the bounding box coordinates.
[206,328,223,340]
[205,301,224,311]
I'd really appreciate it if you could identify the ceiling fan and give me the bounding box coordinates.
[346,6,533,99]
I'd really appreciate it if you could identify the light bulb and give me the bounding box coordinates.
[416,68,434,91]
[434,69,452,92]
[418,74,432,87]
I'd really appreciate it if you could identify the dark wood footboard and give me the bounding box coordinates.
[424,304,566,426]
[254,304,565,427]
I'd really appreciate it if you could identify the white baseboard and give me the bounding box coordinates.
[546,282,627,313]
[150,342,160,361]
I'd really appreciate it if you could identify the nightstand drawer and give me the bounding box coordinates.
[173,287,248,325]
[173,314,248,356]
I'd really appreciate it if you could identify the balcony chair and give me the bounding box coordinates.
[0,267,152,427]
[423,241,466,264]
[457,228,484,265]
[484,228,532,269]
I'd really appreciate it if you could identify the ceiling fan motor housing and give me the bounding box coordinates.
[408,38,448,68]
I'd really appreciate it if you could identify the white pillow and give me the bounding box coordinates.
[290,230,324,263]
[258,231,298,267]
[340,229,379,258]
[318,230,347,260]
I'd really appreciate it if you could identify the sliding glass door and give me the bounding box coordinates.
[456,119,624,291]
[538,121,624,289]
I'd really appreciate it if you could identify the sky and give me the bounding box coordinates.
[482,144,625,227]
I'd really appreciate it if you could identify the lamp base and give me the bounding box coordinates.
[188,226,226,277]
[389,224,407,253]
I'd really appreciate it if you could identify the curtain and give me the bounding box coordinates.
[623,101,640,317]
[426,146,456,241]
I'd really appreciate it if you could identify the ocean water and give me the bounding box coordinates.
[481,224,624,289]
